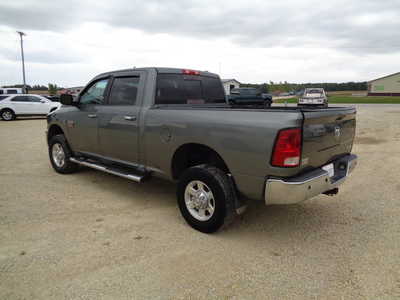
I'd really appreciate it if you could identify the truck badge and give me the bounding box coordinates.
[334,126,341,138]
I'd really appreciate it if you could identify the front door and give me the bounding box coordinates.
[27,95,50,114]
[98,75,143,165]
[65,78,110,155]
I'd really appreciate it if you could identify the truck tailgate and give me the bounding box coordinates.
[301,107,356,168]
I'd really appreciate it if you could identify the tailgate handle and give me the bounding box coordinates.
[87,114,97,118]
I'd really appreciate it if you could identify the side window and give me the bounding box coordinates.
[7,89,18,94]
[155,74,185,104]
[11,96,30,102]
[0,90,3,94]
[28,96,42,102]
[80,79,109,105]
[108,77,139,105]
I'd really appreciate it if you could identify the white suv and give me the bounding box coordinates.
[298,88,328,108]
[0,94,61,121]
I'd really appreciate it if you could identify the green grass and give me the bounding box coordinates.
[274,98,298,103]
[275,96,400,104]
[328,96,400,104]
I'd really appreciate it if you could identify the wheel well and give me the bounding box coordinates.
[47,125,64,142]
[171,143,230,179]
[1,108,15,113]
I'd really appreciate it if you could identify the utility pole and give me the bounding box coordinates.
[17,31,27,94]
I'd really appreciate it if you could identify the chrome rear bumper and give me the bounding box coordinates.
[265,154,357,205]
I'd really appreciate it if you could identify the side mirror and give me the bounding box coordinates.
[60,94,74,105]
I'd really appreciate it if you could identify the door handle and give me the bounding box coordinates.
[87,114,97,118]
[124,115,137,121]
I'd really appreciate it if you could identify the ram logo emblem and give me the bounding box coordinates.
[334,126,341,138]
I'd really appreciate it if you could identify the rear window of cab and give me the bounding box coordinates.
[155,74,226,105]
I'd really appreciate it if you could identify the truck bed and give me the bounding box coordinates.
[146,104,356,201]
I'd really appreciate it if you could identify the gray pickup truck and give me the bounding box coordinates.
[227,87,272,106]
[47,67,357,233]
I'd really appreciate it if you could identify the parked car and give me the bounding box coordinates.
[0,94,61,121]
[298,88,328,107]
[47,67,357,233]
[0,87,23,95]
[227,87,272,106]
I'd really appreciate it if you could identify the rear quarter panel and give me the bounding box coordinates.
[142,107,303,200]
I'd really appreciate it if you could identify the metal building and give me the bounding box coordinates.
[221,79,240,95]
[368,72,400,96]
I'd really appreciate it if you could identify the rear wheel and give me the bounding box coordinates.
[48,134,79,174]
[1,109,15,121]
[177,165,237,233]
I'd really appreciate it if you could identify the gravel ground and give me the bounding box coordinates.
[1,105,400,299]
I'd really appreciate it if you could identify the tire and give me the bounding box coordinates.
[1,109,16,121]
[177,164,237,233]
[48,134,79,174]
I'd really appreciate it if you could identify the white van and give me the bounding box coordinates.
[0,88,23,95]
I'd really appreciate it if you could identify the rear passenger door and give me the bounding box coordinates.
[98,74,144,165]
[9,96,32,114]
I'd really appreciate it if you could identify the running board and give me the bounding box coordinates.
[70,157,146,183]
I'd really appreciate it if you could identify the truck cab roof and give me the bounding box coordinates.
[95,67,219,79]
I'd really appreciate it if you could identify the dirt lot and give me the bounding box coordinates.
[1,105,400,299]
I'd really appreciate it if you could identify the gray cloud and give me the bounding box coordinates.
[1,0,399,54]
[0,1,83,31]
[0,40,84,64]
[0,48,82,64]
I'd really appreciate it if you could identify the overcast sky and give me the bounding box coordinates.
[1,0,399,87]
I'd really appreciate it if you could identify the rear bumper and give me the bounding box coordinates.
[265,154,357,205]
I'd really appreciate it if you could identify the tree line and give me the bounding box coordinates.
[240,81,367,93]
[1,83,61,95]
[3,80,368,95]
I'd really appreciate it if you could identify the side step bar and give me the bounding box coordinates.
[70,157,145,183]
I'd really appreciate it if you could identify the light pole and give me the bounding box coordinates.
[16,31,27,94]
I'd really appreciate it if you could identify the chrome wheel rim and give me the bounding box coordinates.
[2,111,13,120]
[184,180,215,221]
[52,143,65,168]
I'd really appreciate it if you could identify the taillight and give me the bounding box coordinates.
[271,128,302,167]
[182,69,200,75]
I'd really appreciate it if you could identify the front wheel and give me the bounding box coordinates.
[48,134,79,174]
[177,165,237,233]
